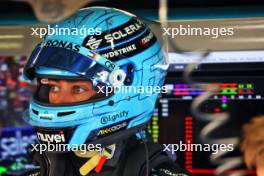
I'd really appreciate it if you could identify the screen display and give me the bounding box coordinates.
[148,75,264,175]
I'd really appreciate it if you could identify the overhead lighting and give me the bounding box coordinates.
[217,38,264,42]
[0,42,22,49]
[0,35,24,39]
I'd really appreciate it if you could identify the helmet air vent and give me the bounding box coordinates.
[32,109,39,115]
[57,111,76,117]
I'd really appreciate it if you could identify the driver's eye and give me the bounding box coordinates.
[72,86,86,94]
[50,85,60,93]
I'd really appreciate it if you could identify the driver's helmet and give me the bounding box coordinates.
[23,7,167,147]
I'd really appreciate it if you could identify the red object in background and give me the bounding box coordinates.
[214,108,221,113]
[19,81,29,87]
[185,116,193,170]
[13,94,20,107]
[247,89,253,94]
[183,116,256,175]
[7,78,16,88]
[238,89,244,94]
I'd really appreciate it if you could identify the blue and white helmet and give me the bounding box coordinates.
[23,7,167,147]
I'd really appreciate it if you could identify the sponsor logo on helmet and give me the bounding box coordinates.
[104,60,116,70]
[38,111,54,120]
[85,36,103,50]
[39,113,55,120]
[102,44,137,59]
[36,132,66,144]
[83,18,156,61]
[140,32,154,45]
[103,21,143,45]
[45,40,81,52]
[97,121,128,136]
[84,18,144,51]
[40,78,49,84]
[100,111,129,124]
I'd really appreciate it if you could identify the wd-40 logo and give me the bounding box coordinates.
[37,132,65,143]
[85,36,102,50]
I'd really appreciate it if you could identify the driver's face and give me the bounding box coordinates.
[48,80,97,104]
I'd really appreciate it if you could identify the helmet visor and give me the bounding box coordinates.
[26,46,115,105]
[25,46,112,81]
